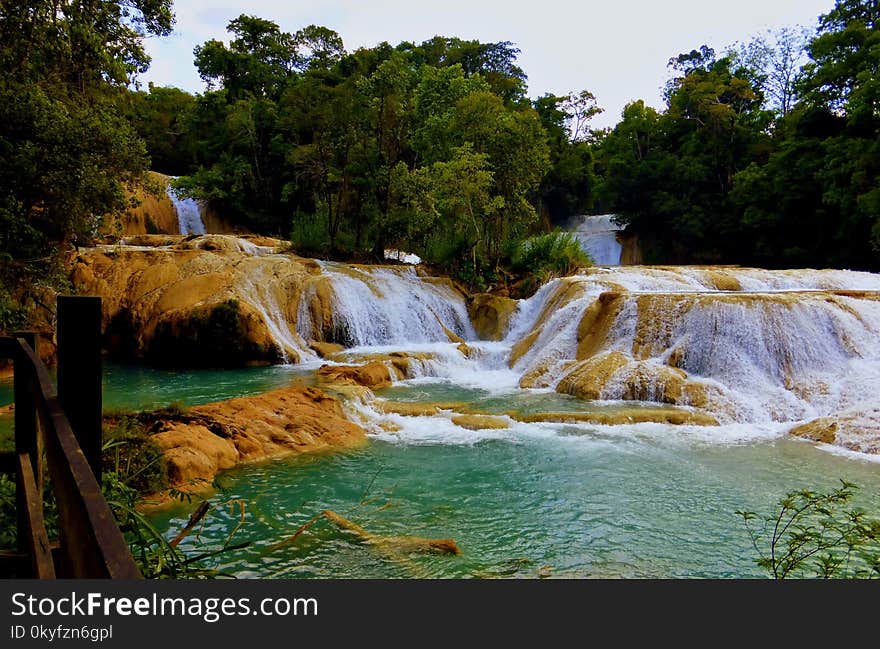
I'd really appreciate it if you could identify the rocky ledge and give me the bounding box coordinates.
[144,385,366,488]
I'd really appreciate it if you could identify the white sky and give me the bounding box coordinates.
[141,0,836,129]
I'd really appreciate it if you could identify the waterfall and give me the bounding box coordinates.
[166,184,206,235]
[234,259,317,364]
[316,263,475,347]
[571,214,623,266]
[506,266,880,425]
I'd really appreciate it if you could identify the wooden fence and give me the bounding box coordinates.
[0,296,141,578]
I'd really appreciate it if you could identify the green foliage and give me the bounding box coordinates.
[171,17,553,277]
[0,0,173,263]
[102,415,168,496]
[0,473,16,549]
[596,1,880,269]
[0,469,58,553]
[597,52,771,263]
[738,481,880,579]
[102,437,247,579]
[289,211,330,257]
[125,85,198,175]
[509,231,592,293]
[0,413,248,577]
[0,285,27,332]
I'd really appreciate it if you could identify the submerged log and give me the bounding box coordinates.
[322,509,461,555]
[269,509,461,558]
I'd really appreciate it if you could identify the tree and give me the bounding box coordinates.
[598,53,770,263]
[412,64,489,163]
[447,91,550,262]
[798,0,880,114]
[534,92,602,223]
[732,26,812,116]
[400,37,527,104]
[126,84,198,175]
[729,0,880,269]
[194,15,300,99]
[0,0,174,263]
[738,481,880,579]
[429,145,501,271]
[560,90,603,143]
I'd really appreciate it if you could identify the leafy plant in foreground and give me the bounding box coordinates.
[738,480,880,579]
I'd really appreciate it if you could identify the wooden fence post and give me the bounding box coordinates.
[13,331,38,554]
[56,296,103,483]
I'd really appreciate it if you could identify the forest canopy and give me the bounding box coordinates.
[1,0,879,302]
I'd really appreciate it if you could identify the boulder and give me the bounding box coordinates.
[309,341,345,358]
[468,293,518,341]
[316,362,394,389]
[451,414,510,430]
[71,237,320,365]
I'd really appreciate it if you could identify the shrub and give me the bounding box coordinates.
[511,230,592,277]
[289,211,328,257]
[738,480,880,579]
[102,414,168,496]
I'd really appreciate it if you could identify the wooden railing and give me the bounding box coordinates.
[0,297,141,578]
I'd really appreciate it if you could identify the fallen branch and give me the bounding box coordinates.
[268,509,461,559]
[322,510,461,555]
[169,501,211,548]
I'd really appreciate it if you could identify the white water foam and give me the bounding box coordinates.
[505,269,880,428]
[234,260,317,364]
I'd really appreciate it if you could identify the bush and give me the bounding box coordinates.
[511,230,592,276]
[0,261,29,333]
[420,233,502,291]
[289,212,328,257]
[738,480,880,579]
[102,414,168,496]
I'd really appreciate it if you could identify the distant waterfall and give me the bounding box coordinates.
[571,214,623,266]
[166,184,206,235]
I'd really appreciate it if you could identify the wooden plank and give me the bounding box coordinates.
[2,335,141,579]
[57,296,103,482]
[17,453,55,578]
[14,331,43,496]
[40,394,141,579]
[13,333,38,553]
[16,338,140,579]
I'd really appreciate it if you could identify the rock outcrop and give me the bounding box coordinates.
[70,235,322,365]
[150,386,366,487]
[509,273,880,425]
[617,231,643,265]
[789,404,880,455]
[316,362,394,389]
[102,172,181,238]
[468,293,518,340]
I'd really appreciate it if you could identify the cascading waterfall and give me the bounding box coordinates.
[314,262,475,347]
[505,266,880,440]
[234,258,317,364]
[132,232,880,455]
[125,236,880,578]
[166,184,206,235]
[571,214,623,266]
